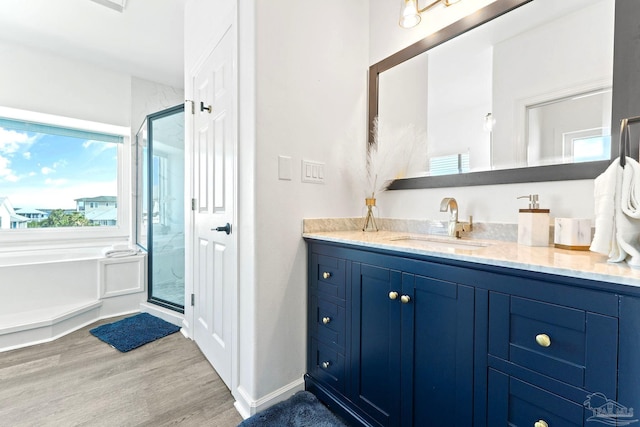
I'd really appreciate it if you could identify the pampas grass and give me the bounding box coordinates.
[342,118,427,198]
[367,117,425,196]
[338,117,426,200]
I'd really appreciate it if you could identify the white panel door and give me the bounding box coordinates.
[192,26,236,389]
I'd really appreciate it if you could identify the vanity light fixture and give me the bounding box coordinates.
[399,0,462,29]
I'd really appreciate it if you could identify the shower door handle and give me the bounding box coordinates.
[213,223,232,235]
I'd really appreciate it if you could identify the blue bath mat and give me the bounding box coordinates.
[90,313,180,352]
[238,391,348,427]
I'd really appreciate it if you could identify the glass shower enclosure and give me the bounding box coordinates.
[135,104,185,312]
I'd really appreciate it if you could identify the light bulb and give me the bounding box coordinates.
[399,0,421,29]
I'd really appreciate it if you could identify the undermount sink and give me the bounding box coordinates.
[389,235,490,251]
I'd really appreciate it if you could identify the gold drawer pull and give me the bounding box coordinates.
[536,334,551,348]
[321,361,331,369]
[534,420,548,427]
[322,317,331,325]
[389,291,399,300]
[322,272,331,279]
[400,295,411,304]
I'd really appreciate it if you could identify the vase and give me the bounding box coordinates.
[362,197,379,232]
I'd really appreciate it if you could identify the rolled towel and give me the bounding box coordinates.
[590,158,619,255]
[102,244,139,258]
[590,156,640,268]
[616,157,640,267]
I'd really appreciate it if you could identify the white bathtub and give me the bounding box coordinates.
[0,248,146,351]
[0,247,104,268]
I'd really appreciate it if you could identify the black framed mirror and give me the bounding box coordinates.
[368,0,629,190]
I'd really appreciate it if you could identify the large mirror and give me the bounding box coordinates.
[370,0,617,189]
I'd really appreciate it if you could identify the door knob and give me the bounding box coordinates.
[213,223,232,235]
[401,295,411,304]
[322,272,331,279]
[534,420,548,427]
[200,101,212,113]
[389,291,399,300]
[322,317,331,325]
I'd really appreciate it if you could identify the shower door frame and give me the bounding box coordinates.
[144,103,186,313]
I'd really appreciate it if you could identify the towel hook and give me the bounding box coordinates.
[620,115,640,168]
[620,118,629,168]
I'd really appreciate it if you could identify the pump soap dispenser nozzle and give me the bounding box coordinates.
[517,194,550,247]
[517,194,540,210]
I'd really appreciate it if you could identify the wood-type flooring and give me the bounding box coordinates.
[0,316,243,426]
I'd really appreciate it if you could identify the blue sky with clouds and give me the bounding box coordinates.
[0,127,117,209]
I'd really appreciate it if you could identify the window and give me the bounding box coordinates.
[563,130,611,163]
[429,153,470,176]
[0,107,129,241]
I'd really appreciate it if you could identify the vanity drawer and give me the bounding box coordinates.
[310,338,345,393]
[313,254,346,299]
[488,369,586,426]
[312,296,346,349]
[489,293,617,394]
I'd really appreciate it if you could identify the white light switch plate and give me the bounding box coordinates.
[302,160,325,184]
[278,155,292,180]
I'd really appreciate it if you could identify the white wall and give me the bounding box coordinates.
[369,0,602,224]
[253,0,367,399]
[0,40,131,126]
[427,45,492,171]
[131,77,184,138]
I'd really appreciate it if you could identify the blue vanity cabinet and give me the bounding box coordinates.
[305,238,640,427]
[306,241,477,427]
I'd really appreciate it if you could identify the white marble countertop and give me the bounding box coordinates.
[303,229,640,288]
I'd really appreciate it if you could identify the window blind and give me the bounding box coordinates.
[0,118,124,144]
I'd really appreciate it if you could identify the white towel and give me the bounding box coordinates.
[617,157,640,266]
[590,158,618,255]
[102,244,139,258]
[590,156,640,267]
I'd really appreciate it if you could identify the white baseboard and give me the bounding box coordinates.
[234,377,305,419]
[139,302,184,327]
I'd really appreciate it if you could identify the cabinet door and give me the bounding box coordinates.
[350,263,402,427]
[402,273,475,427]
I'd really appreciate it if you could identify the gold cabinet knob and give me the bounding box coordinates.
[321,361,330,369]
[534,420,548,427]
[322,317,331,325]
[389,291,399,300]
[536,334,551,348]
[400,295,411,304]
[322,272,331,279]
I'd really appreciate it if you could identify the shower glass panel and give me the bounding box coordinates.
[136,104,185,312]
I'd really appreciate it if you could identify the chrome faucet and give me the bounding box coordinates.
[440,197,472,238]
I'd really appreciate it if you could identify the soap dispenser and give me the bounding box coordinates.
[517,194,550,247]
